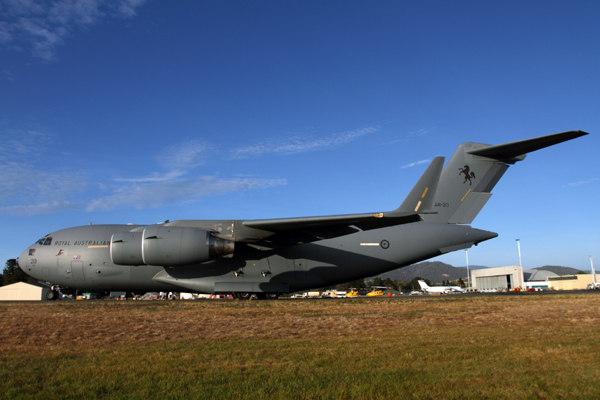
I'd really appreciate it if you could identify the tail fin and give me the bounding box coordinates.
[389,156,444,216]
[422,130,588,224]
[418,280,429,289]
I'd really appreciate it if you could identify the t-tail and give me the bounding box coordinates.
[418,280,430,290]
[422,130,589,224]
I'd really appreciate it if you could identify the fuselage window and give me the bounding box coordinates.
[43,237,53,246]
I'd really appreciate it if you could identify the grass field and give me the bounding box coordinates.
[1,293,599,399]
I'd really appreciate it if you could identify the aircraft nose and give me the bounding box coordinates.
[18,248,30,271]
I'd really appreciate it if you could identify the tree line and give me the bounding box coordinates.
[1,259,35,287]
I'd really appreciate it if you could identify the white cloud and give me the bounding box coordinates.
[0,201,80,216]
[230,127,378,159]
[117,0,146,17]
[0,0,147,60]
[87,176,287,211]
[48,0,104,25]
[113,169,187,183]
[0,125,373,214]
[155,139,212,170]
[0,129,52,156]
[563,178,598,188]
[0,130,87,204]
[0,161,87,203]
[401,159,430,169]
[406,128,431,138]
[385,127,434,145]
[0,129,87,214]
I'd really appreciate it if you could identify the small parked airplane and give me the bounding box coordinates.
[418,280,465,294]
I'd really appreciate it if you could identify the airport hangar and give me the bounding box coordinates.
[471,266,598,291]
[471,266,555,291]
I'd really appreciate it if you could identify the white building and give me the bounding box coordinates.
[471,266,524,291]
[471,266,558,291]
[0,282,53,301]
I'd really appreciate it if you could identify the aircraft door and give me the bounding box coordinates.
[71,261,85,281]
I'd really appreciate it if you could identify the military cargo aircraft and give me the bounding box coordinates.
[18,130,588,300]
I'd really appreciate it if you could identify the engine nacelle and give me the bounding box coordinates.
[110,231,144,265]
[110,226,234,266]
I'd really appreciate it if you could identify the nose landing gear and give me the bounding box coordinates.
[44,290,59,301]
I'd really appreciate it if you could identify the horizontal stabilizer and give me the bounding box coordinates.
[468,130,589,161]
[423,129,589,224]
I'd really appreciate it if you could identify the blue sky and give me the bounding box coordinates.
[1,0,598,271]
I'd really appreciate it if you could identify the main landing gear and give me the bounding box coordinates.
[232,292,281,300]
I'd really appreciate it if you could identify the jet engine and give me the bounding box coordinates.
[110,226,234,266]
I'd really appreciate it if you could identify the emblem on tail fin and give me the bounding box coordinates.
[458,165,476,185]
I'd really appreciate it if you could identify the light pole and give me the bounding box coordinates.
[516,239,525,290]
[591,256,596,286]
[465,249,470,291]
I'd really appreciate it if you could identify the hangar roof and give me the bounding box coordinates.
[0,281,47,290]
[524,269,558,281]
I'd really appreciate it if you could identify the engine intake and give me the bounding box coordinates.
[110,226,234,266]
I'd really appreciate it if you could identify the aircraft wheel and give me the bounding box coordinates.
[237,292,252,300]
[44,290,58,301]
[265,293,280,300]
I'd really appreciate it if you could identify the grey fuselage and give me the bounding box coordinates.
[18,220,496,294]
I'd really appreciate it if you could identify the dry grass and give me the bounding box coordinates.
[1,293,599,399]
[2,294,598,351]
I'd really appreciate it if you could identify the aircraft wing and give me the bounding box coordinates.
[243,157,445,244]
[243,211,422,243]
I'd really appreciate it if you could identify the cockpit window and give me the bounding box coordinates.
[35,237,53,246]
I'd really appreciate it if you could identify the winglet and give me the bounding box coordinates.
[387,156,445,216]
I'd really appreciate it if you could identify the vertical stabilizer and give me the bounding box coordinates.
[422,130,588,224]
[389,156,444,215]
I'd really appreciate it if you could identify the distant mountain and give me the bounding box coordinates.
[370,261,468,283]
[535,265,583,275]
[369,262,582,284]
[455,265,489,271]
